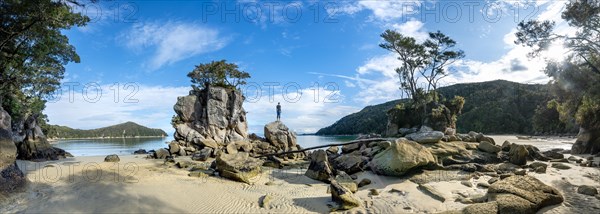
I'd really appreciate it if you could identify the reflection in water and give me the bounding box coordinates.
[53,135,357,157]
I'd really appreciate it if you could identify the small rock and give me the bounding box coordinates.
[357,178,372,188]
[477,182,490,188]
[551,163,571,170]
[369,189,379,196]
[515,169,527,175]
[188,171,208,177]
[133,149,147,154]
[389,188,407,196]
[176,161,193,168]
[104,154,120,162]
[577,185,598,196]
[265,181,275,186]
[417,184,446,202]
[461,180,473,187]
[350,174,358,180]
[326,146,339,154]
[259,194,272,208]
[488,178,499,184]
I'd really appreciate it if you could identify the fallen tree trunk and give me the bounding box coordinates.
[255,138,392,158]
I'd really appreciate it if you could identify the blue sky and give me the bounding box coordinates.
[45,0,571,135]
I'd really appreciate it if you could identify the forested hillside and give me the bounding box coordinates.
[42,122,167,139]
[317,80,576,135]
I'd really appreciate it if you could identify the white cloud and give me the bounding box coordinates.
[45,84,190,136]
[122,21,228,70]
[388,19,428,41]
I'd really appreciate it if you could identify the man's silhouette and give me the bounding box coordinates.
[276,102,281,121]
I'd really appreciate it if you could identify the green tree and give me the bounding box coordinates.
[380,30,464,102]
[516,0,600,154]
[515,0,600,131]
[0,0,90,123]
[187,60,251,90]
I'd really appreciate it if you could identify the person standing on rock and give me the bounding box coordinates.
[276,102,281,121]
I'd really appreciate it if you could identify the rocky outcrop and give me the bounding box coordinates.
[369,138,437,176]
[572,127,600,155]
[172,86,248,156]
[0,107,25,193]
[215,152,263,184]
[14,115,69,160]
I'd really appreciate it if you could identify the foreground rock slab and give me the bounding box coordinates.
[461,175,563,213]
[330,179,362,210]
[216,152,263,184]
[369,138,436,176]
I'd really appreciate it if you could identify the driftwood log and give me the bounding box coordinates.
[255,138,393,158]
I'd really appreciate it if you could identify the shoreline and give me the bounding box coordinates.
[3,135,599,213]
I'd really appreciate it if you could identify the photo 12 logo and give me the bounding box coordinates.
[46,82,140,104]
[241,82,341,104]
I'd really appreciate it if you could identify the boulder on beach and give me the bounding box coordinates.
[369,138,436,176]
[571,127,600,155]
[264,121,297,151]
[155,148,170,159]
[406,131,444,144]
[215,152,263,184]
[478,141,501,153]
[509,144,529,165]
[330,179,362,210]
[331,154,368,175]
[305,150,333,182]
[104,154,120,162]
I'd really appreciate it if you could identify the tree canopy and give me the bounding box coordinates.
[515,0,600,131]
[0,0,89,123]
[380,30,464,103]
[187,60,251,91]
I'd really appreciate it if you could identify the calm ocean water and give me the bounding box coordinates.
[52,135,357,157]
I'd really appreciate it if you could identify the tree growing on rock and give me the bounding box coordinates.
[515,0,600,154]
[187,60,251,91]
[380,30,465,134]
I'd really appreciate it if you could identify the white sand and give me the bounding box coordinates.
[1,136,599,213]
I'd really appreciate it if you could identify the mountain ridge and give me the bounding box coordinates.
[42,121,168,139]
[317,80,571,135]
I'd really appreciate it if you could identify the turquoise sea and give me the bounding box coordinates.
[52,135,356,156]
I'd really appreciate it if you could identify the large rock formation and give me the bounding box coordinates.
[14,115,69,160]
[571,127,600,155]
[0,107,25,193]
[172,86,248,154]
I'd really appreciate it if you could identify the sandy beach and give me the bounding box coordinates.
[1,136,598,213]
